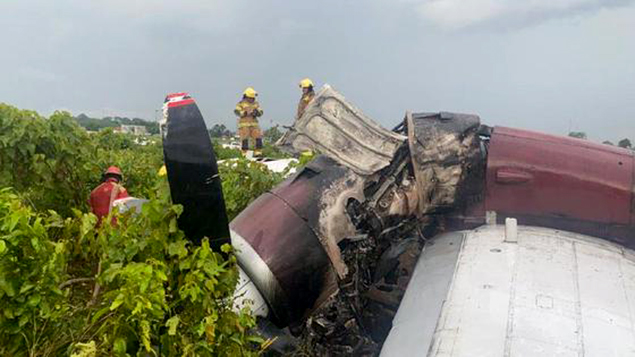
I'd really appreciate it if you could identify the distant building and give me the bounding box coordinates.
[119,125,148,135]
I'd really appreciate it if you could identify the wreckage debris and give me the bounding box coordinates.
[263,86,486,355]
[162,93,230,248]
[164,86,635,356]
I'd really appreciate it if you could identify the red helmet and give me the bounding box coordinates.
[104,166,123,177]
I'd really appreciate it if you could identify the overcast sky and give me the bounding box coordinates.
[1,0,633,142]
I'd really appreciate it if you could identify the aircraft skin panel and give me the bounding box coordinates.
[380,232,464,356]
[429,227,517,357]
[574,240,635,356]
[230,191,331,326]
[487,126,633,224]
[381,225,635,356]
[276,84,406,176]
[486,126,635,246]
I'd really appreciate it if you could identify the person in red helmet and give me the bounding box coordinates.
[88,166,129,223]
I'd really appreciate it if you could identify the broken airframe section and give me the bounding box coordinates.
[235,85,484,354]
[163,90,635,355]
[406,112,484,218]
[278,85,406,176]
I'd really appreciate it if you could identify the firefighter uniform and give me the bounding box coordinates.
[234,87,264,155]
[297,78,315,120]
[297,91,315,120]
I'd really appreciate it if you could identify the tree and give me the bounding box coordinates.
[263,125,283,143]
[568,131,587,140]
[209,124,233,138]
[602,140,614,146]
[618,138,632,149]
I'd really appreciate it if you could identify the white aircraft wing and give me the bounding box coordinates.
[381,224,635,356]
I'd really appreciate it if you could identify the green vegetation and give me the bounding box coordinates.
[209,123,285,143]
[208,124,234,138]
[263,126,283,143]
[567,131,587,140]
[568,131,635,149]
[0,103,289,356]
[618,138,632,149]
[219,160,286,221]
[212,142,242,160]
[211,139,292,161]
[260,144,291,159]
[74,114,160,135]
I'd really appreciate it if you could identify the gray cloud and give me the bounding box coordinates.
[0,0,634,143]
[413,0,635,30]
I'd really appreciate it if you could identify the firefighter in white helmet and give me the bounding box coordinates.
[234,87,264,156]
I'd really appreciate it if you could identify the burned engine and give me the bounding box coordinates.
[229,86,491,354]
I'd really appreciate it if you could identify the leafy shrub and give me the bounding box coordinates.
[260,144,291,159]
[0,189,70,356]
[212,142,242,160]
[0,187,267,356]
[0,104,164,215]
[219,159,286,220]
[0,105,95,215]
[0,103,278,356]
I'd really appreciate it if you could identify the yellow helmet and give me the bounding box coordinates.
[243,87,258,98]
[299,78,314,89]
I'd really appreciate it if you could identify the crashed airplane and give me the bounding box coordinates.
[159,87,635,356]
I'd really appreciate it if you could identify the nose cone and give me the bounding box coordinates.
[230,191,331,326]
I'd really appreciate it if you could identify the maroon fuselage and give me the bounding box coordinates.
[486,126,634,246]
[231,126,635,327]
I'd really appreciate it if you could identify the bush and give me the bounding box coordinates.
[0,103,275,356]
[0,104,164,215]
[219,159,286,221]
[0,186,267,356]
[0,189,70,356]
[0,105,95,215]
[212,142,242,160]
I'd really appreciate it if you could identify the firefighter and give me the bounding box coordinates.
[297,78,315,120]
[88,166,129,223]
[234,87,264,156]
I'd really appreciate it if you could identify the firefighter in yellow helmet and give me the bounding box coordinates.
[296,78,315,120]
[234,87,264,156]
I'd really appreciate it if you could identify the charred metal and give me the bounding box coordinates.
[164,87,635,356]
[239,87,493,354]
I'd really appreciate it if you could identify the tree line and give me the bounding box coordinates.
[568,131,632,149]
[209,123,284,143]
[74,113,160,135]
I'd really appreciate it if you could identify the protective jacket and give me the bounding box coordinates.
[235,99,264,151]
[296,91,315,120]
[234,100,263,121]
[89,178,129,222]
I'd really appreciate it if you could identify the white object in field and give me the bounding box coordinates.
[221,142,241,150]
[112,197,148,214]
[381,225,635,357]
[217,158,298,175]
[505,217,518,243]
[261,158,297,174]
[233,266,269,317]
